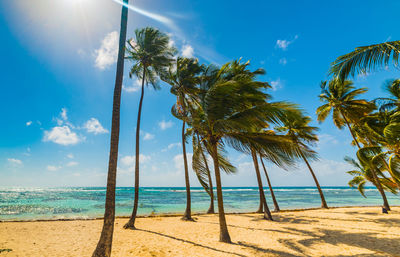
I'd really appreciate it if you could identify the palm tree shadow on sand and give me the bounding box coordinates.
[279,227,400,256]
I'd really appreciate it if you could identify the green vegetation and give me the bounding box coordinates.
[93,23,400,254]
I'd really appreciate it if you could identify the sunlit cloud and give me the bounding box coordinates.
[43,126,81,145]
[94,31,118,70]
[84,118,108,135]
[276,35,298,50]
[181,44,194,58]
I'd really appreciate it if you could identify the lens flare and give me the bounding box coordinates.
[111,0,177,31]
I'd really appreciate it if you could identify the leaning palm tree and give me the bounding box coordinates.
[359,112,400,189]
[316,78,374,148]
[189,59,300,243]
[191,131,237,214]
[123,27,175,229]
[259,155,280,212]
[92,1,129,256]
[277,112,327,208]
[329,40,400,81]
[345,153,396,208]
[162,57,203,221]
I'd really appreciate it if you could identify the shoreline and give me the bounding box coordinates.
[1,206,399,256]
[1,205,397,223]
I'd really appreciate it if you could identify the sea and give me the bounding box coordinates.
[0,187,399,221]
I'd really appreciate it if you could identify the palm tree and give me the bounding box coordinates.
[92,1,129,256]
[251,146,273,220]
[317,80,391,210]
[345,154,397,202]
[162,57,203,221]
[259,154,280,212]
[192,132,215,213]
[358,112,400,189]
[123,27,175,229]
[189,59,299,242]
[317,78,375,149]
[191,131,237,214]
[329,40,400,81]
[277,112,327,208]
[374,79,400,112]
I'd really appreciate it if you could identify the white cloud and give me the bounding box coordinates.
[122,78,142,93]
[143,132,155,141]
[120,154,151,167]
[279,58,287,65]
[60,108,68,120]
[84,118,108,135]
[158,120,174,130]
[270,78,283,91]
[43,126,81,146]
[67,154,74,159]
[7,158,23,166]
[162,142,182,152]
[47,165,61,171]
[66,161,78,167]
[276,35,298,50]
[182,44,194,58]
[94,31,119,70]
[26,121,32,126]
[173,153,193,174]
[56,108,72,127]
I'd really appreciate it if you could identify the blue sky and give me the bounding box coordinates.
[1,0,400,187]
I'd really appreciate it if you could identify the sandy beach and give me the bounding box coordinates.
[0,206,399,256]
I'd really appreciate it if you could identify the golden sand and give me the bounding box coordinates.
[1,206,399,256]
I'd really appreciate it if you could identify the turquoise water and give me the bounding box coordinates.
[0,187,399,221]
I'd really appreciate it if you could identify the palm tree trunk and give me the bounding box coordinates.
[298,150,328,209]
[198,135,214,214]
[341,111,362,149]
[210,141,231,243]
[256,191,263,213]
[251,149,273,220]
[341,112,390,210]
[124,69,146,229]
[259,155,280,212]
[182,121,193,221]
[92,1,128,256]
[370,165,391,211]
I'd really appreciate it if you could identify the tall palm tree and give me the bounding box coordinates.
[123,27,175,229]
[92,1,129,256]
[189,59,299,243]
[277,112,327,208]
[162,57,203,221]
[329,40,400,81]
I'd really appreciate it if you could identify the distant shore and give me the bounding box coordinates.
[1,206,399,256]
